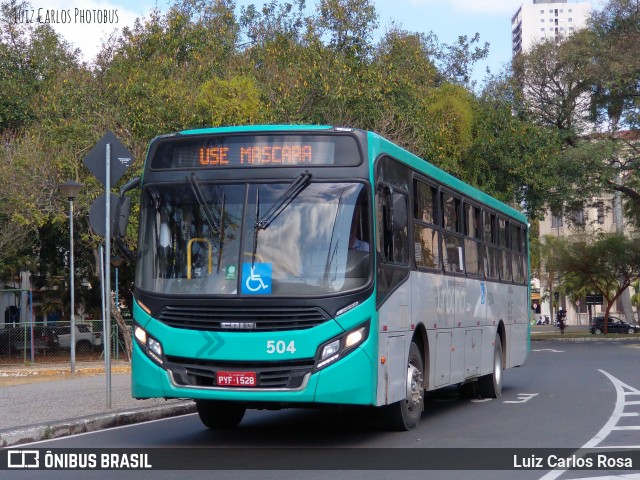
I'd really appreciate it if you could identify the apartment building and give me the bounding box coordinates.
[512,0,591,56]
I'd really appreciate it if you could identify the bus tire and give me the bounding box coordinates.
[458,381,478,399]
[478,334,503,398]
[385,342,424,431]
[196,400,246,429]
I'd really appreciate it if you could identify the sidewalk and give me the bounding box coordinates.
[0,361,195,447]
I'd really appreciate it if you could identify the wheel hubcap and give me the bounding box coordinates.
[406,364,423,407]
[495,351,502,386]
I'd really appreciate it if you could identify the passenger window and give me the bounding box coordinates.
[464,204,481,239]
[414,181,437,224]
[483,211,495,244]
[378,186,408,265]
[414,225,440,268]
[498,218,508,248]
[442,193,460,232]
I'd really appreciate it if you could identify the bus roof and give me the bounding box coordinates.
[157,125,527,224]
[179,125,334,135]
[367,131,528,224]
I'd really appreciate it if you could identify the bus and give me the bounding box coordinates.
[127,125,529,431]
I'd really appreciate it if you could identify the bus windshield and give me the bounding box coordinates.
[136,181,371,296]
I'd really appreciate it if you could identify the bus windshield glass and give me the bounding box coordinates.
[135,182,371,296]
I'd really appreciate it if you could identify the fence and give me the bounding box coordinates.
[0,320,131,366]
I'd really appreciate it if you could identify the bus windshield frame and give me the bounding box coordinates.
[135,180,373,298]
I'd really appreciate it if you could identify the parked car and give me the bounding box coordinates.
[53,324,102,353]
[0,325,58,353]
[590,316,639,334]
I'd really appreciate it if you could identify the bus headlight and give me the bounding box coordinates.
[314,322,369,372]
[134,325,165,366]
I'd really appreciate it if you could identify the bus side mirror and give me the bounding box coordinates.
[112,176,140,264]
[115,195,131,238]
[120,176,141,196]
[114,176,140,238]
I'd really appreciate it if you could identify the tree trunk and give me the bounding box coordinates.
[110,293,132,362]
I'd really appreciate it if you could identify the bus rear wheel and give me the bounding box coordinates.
[196,400,246,429]
[385,342,424,431]
[478,334,503,398]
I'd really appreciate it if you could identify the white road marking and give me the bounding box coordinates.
[532,349,565,353]
[582,370,640,449]
[503,393,539,404]
[539,370,640,480]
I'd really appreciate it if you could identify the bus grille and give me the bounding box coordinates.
[156,306,329,331]
[165,356,315,389]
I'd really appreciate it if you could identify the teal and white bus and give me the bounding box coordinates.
[129,125,529,430]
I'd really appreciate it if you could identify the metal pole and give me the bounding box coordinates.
[29,289,33,363]
[99,244,107,358]
[115,266,119,360]
[69,197,76,374]
[105,142,112,409]
[115,267,119,312]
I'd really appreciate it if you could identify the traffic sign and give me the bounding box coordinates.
[89,193,119,238]
[585,294,604,305]
[83,131,133,186]
[88,194,131,239]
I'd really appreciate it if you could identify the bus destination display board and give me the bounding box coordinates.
[150,134,360,169]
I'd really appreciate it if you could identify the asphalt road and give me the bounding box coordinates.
[6,340,640,480]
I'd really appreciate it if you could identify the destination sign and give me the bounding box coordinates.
[198,144,313,166]
[149,134,360,169]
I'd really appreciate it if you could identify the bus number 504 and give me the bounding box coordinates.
[266,340,296,354]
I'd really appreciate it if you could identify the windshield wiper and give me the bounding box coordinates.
[187,174,220,233]
[251,187,260,267]
[255,172,312,230]
[186,174,224,273]
[251,172,312,267]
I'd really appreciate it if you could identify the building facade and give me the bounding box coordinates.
[512,0,592,56]
[535,131,640,326]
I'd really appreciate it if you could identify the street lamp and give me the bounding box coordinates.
[110,255,124,310]
[59,180,83,374]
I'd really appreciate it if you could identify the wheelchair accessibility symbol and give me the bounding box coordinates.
[242,263,272,294]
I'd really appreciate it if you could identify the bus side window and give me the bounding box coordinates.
[377,186,408,265]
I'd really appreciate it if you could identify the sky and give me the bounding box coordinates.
[24,0,606,85]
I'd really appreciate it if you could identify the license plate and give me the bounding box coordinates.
[216,371,257,387]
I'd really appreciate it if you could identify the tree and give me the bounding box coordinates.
[553,234,640,333]
[465,72,563,218]
[538,234,568,322]
[512,30,595,142]
[589,0,640,131]
[511,0,640,225]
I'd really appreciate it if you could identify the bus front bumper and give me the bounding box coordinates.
[131,341,375,406]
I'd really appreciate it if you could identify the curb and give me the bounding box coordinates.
[531,335,640,343]
[0,401,196,448]
[0,364,131,379]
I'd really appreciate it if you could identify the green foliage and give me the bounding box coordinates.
[5,0,633,304]
[422,84,474,177]
[512,0,640,225]
[553,234,640,330]
[196,76,263,127]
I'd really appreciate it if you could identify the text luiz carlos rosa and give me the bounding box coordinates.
[514,454,634,469]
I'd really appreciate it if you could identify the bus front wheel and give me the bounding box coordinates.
[478,334,503,398]
[385,342,424,431]
[196,400,246,429]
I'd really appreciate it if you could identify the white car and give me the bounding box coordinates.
[54,325,102,353]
